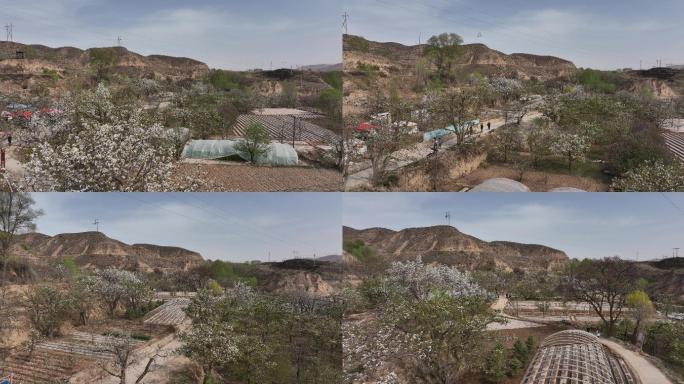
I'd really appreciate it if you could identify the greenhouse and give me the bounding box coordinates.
[469,178,530,192]
[521,330,636,384]
[181,140,299,166]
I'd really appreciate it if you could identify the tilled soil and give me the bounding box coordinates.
[176,163,343,192]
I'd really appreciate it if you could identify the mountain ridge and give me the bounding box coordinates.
[343,225,569,272]
[11,231,204,272]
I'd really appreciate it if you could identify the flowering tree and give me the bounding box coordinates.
[180,322,240,384]
[22,84,180,191]
[345,261,493,383]
[94,268,152,316]
[611,160,684,192]
[550,132,590,171]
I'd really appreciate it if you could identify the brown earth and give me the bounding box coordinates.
[256,259,353,296]
[10,231,204,273]
[175,162,343,192]
[344,225,569,272]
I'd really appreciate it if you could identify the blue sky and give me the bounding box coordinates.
[0,0,341,69]
[30,193,342,262]
[343,193,684,261]
[344,0,684,70]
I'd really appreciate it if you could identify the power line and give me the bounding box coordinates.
[93,219,100,232]
[660,193,684,217]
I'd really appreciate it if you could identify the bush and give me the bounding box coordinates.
[342,239,375,262]
[484,342,507,383]
[208,70,242,91]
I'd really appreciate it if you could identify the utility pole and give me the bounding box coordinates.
[444,211,451,226]
[4,24,13,42]
[342,12,349,34]
[116,36,123,46]
[674,248,680,258]
[93,219,100,232]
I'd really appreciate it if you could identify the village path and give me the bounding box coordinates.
[600,338,673,384]
[344,112,542,190]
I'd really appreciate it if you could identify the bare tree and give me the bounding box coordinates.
[0,192,42,333]
[99,334,162,384]
[567,257,635,336]
[430,87,482,146]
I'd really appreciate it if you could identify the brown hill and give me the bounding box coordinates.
[11,231,204,272]
[343,34,576,114]
[343,225,568,272]
[0,41,209,81]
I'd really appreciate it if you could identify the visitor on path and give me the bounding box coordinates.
[7,134,11,146]
[487,121,491,130]
[1,148,6,169]
[432,139,439,154]
[480,123,484,133]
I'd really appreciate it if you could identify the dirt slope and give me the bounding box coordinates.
[11,231,204,272]
[343,225,569,272]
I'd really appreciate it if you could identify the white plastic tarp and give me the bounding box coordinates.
[181,140,298,166]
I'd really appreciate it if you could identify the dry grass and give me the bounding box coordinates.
[450,164,610,192]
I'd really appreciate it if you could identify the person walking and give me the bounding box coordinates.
[480,123,484,133]
[1,148,6,170]
[7,134,11,146]
[487,121,491,131]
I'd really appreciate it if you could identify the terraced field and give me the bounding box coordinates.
[663,131,684,163]
[1,331,144,384]
[143,298,191,326]
[232,115,339,144]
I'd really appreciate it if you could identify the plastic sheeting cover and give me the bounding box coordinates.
[469,178,530,192]
[181,140,298,166]
[423,119,480,142]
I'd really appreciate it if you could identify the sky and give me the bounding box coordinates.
[30,193,342,262]
[0,0,341,70]
[343,193,684,261]
[344,0,684,70]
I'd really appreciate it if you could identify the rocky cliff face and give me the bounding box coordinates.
[343,225,569,272]
[11,231,204,272]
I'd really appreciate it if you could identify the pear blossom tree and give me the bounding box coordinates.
[344,260,493,384]
[21,84,184,191]
[551,132,590,171]
[611,160,684,192]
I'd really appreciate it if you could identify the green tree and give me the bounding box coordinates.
[626,289,655,346]
[484,342,507,383]
[235,123,271,163]
[89,48,119,81]
[425,33,464,81]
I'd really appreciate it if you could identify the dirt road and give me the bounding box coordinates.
[600,338,672,384]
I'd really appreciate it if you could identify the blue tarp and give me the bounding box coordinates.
[423,119,480,142]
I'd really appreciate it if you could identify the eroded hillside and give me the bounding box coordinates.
[343,225,569,272]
